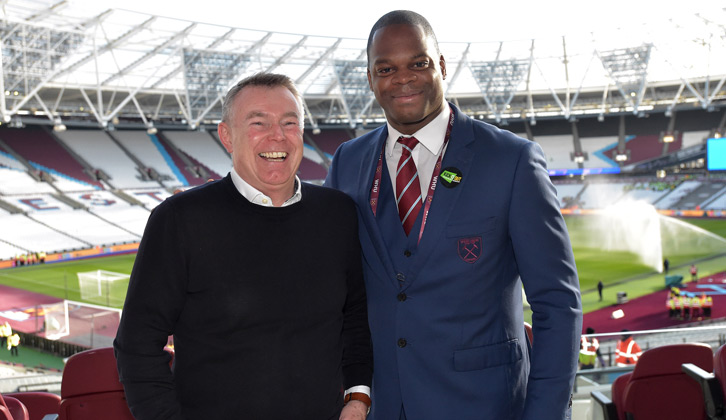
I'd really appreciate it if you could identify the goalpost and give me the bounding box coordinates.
[42,300,123,348]
[77,270,130,307]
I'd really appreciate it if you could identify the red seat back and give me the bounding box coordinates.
[714,344,726,403]
[611,372,631,420]
[0,395,28,420]
[621,343,713,420]
[58,347,133,420]
[4,392,60,420]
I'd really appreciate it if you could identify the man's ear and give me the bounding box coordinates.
[440,54,447,80]
[218,122,233,153]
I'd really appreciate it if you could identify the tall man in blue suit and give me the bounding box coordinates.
[324,10,582,420]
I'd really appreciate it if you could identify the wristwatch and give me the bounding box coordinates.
[344,392,371,414]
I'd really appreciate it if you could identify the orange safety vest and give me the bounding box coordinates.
[615,337,642,366]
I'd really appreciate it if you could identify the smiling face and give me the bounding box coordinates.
[367,23,447,135]
[218,85,304,206]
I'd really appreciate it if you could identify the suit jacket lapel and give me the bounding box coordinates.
[356,127,398,284]
[411,105,476,273]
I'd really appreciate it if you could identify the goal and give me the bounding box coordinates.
[77,270,130,307]
[42,300,122,348]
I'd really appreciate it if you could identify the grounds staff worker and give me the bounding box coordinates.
[324,10,582,420]
[115,73,372,420]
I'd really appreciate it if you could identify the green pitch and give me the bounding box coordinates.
[0,254,135,309]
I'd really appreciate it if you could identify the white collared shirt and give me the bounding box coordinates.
[385,102,451,197]
[229,169,302,207]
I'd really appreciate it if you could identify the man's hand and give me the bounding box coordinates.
[340,400,368,420]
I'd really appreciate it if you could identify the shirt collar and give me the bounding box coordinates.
[229,169,302,207]
[386,102,450,157]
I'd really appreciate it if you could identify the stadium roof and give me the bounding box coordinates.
[1,0,725,131]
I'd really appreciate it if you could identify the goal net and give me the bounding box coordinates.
[42,300,123,348]
[77,270,130,307]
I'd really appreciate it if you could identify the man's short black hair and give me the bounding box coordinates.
[366,10,440,64]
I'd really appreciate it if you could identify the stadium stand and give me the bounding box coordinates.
[0,213,88,254]
[619,181,673,205]
[67,192,150,237]
[706,188,726,211]
[0,241,25,261]
[30,210,139,247]
[122,189,171,211]
[0,126,103,190]
[153,132,209,187]
[298,149,328,183]
[576,182,631,209]
[112,130,182,188]
[54,130,160,190]
[162,130,228,179]
[0,153,25,171]
[655,180,703,209]
[553,183,585,208]
[533,135,578,170]
[306,129,351,158]
[676,181,726,210]
[580,136,622,168]
[0,168,55,195]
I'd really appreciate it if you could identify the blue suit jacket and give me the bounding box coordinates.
[325,104,582,420]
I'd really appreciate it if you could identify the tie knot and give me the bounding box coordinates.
[397,136,419,154]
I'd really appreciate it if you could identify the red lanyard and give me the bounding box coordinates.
[369,108,455,244]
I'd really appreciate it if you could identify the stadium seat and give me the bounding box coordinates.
[57,347,134,420]
[0,394,29,420]
[592,342,713,420]
[683,343,726,420]
[4,392,60,420]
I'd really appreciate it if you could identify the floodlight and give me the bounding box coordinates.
[662,134,674,143]
[615,153,629,162]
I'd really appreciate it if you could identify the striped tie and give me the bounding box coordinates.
[396,136,422,235]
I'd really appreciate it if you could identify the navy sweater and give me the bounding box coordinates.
[114,175,372,419]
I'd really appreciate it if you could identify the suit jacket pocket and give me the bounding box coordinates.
[445,216,498,238]
[453,339,522,372]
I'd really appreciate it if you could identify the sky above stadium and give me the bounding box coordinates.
[77,0,725,42]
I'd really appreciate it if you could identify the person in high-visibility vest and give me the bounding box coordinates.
[691,295,702,319]
[7,332,19,356]
[682,294,691,320]
[674,295,683,319]
[666,296,676,318]
[0,322,10,348]
[579,327,601,369]
[704,295,713,318]
[615,331,642,367]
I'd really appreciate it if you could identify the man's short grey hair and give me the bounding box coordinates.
[221,73,303,123]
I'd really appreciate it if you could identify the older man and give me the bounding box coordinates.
[115,73,372,420]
